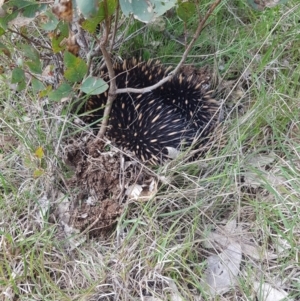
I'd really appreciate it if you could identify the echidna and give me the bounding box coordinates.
[83,59,219,165]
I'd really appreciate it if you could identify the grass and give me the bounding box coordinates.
[1,0,300,300]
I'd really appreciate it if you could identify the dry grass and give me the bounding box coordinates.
[1,1,300,300]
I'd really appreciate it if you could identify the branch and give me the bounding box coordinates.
[116,0,222,95]
[97,0,117,138]
[109,3,120,52]
[8,28,53,51]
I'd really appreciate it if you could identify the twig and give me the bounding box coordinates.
[109,3,120,52]
[97,0,117,138]
[8,28,52,51]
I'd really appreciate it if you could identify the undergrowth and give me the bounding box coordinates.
[1,0,300,300]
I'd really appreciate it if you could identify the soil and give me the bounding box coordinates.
[64,137,124,238]
[61,134,157,239]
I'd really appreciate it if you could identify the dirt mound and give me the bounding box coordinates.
[64,137,124,238]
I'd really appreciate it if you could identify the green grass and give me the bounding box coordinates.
[1,0,300,300]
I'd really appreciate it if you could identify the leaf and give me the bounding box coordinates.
[40,10,59,31]
[11,67,25,83]
[48,82,73,102]
[39,85,52,98]
[204,219,264,261]
[75,0,100,19]
[243,170,286,189]
[246,152,276,168]
[80,76,109,95]
[125,177,157,201]
[4,0,46,17]
[81,0,117,33]
[0,10,19,30]
[1,1,46,29]
[32,78,45,93]
[26,60,42,74]
[253,282,291,301]
[176,2,196,22]
[242,152,286,189]
[16,81,26,91]
[203,242,242,296]
[119,0,176,23]
[64,51,87,83]
[35,146,44,159]
[11,64,26,90]
[23,2,46,18]
[33,168,44,178]
[126,184,143,200]
[51,22,69,53]
[0,26,5,36]
[20,43,39,60]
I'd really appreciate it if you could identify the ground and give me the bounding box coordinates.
[1,1,300,300]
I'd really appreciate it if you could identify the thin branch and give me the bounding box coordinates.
[97,0,117,138]
[109,3,120,52]
[116,0,222,95]
[8,28,53,51]
[98,44,117,139]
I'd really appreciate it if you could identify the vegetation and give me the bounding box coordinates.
[0,0,300,300]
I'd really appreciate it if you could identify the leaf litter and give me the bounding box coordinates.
[202,219,293,300]
[242,152,286,189]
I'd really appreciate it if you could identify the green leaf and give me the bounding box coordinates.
[26,60,42,74]
[48,82,73,102]
[0,27,5,36]
[11,67,26,91]
[20,44,39,60]
[0,10,19,30]
[82,0,117,33]
[119,0,176,23]
[3,0,46,16]
[39,85,52,98]
[11,67,25,83]
[64,51,87,83]
[32,78,45,93]
[176,2,196,22]
[75,0,99,19]
[80,76,109,95]
[40,10,59,31]
[4,0,32,10]
[51,22,69,53]
[1,0,46,22]
[23,3,46,18]
[17,81,26,91]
